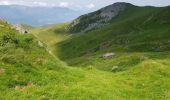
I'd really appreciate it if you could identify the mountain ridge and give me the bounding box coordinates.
[0,5,85,26]
[68,2,134,33]
[54,3,170,69]
[68,2,170,33]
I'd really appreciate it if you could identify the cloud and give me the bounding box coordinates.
[0,0,169,9]
[87,3,95,9]
[33,2,47,6]
[59,2,69,7]
[0,1,10,5]
[0,0,67,8]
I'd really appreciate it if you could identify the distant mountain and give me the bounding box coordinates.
[59,2,170,63]
[68,2,133,33]
[0,5,85,26]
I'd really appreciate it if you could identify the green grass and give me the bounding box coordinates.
[1,5,170,100]
[56,6,170,71]
[30,5,170,99]
[1,59,170,100]
[30,23,72,54]
[1,59,170,99]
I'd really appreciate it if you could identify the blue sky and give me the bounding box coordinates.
[0,0,170,10]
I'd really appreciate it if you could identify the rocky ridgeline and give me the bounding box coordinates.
[100,2,127,20]
[0,19,28,34]
[69,2,131,33]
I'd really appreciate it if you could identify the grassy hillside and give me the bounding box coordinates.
[2,19,170,100]
[55,5,170,71]
[68,2,132,33]
[30,23,71,55]
[3,3,170,100]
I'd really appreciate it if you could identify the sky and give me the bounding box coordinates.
[0,0,170,10]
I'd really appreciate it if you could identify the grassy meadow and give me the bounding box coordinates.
[0,4,170,100]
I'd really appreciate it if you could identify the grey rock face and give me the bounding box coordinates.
[69,2,130,33]
[100,2,127,20]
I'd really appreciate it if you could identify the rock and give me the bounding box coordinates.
[102,53,115,59]
[12,24,28,34]
[69,2,131,33]
[111,66,119,71]
[100,2,127,19]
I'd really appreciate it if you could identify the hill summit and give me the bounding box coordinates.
[68,2,133,33]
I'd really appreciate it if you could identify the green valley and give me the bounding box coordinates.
[0,2,170,100]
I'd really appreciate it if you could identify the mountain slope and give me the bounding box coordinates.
[68,2,132,33]
[0,5,84,26]
[30,23,71,55]
[54,3,170,72]
[3,2,169,99]
[2,19,170,99]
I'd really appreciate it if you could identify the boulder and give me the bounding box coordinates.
[102,53,115,59]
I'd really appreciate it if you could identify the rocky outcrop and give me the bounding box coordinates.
[69,2,131,33]
[100,2,127,20]
[12,24,28,34]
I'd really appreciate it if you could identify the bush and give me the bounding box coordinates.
[0,32,18,46]
[16,35,33,49]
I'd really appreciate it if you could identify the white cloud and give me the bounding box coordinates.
[33,2,47,6]
[59,2,69,7]
[0,0,169,9]
[87,3,95,9]
[0,1,10,5]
